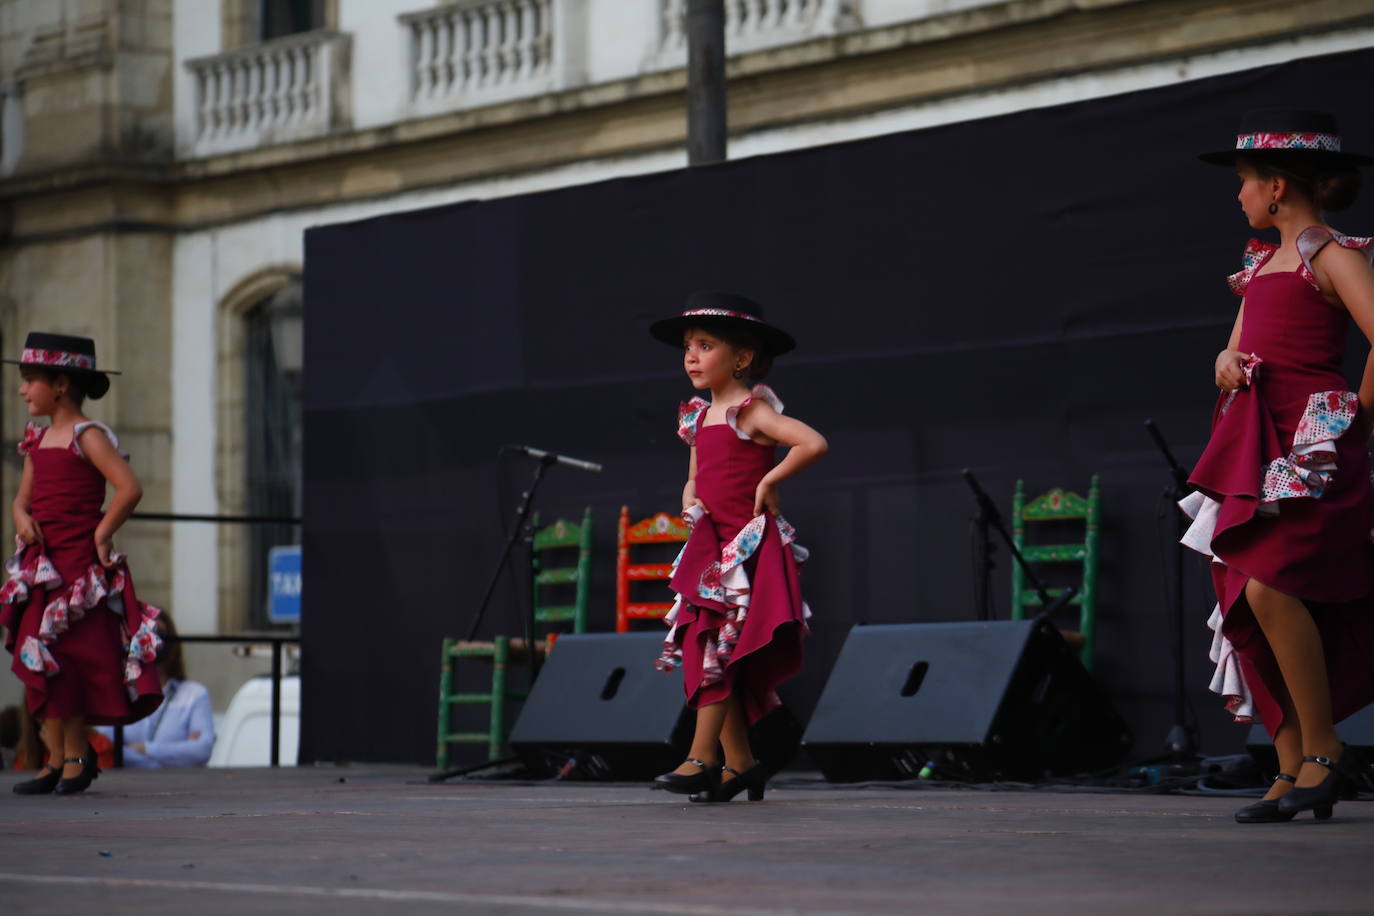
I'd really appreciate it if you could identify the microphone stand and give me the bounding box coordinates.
[430,451,555,783]
[962,470,1077,620]
[1144,419,1198,761]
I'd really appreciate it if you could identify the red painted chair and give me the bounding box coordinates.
[615,505,691,632]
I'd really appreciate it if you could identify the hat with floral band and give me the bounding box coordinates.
[649,290,797,356]
[1200,108,1373,167]
[3,332,118,400]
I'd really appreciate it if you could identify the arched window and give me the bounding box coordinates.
[243,280,302,627]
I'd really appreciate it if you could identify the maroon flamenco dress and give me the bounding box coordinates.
[1181,227,1374,737]
[655,386,810,725]
[1,422,161,725]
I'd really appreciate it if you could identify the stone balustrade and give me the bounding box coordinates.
[658,0,859,57]
[401,0,561,117]
[185,30,351,157]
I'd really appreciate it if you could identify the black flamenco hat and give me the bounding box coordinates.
[1200,108,1373,167]
[649,290,797,356]
[2,332,117,400]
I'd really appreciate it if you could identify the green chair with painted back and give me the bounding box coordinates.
[435,508,593,767]
[1010,476,1100,670]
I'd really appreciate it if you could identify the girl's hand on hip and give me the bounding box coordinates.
[95,533,115,568]
[754,481,780,517]
[15,512,42,547]
[1215,349,1250,391]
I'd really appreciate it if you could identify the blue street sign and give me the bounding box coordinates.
[268,545,302,624]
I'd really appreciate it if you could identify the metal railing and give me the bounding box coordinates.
[117,511,302,767]
[113,633,300,768]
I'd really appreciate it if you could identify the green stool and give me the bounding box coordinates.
[1010,476,1101,670]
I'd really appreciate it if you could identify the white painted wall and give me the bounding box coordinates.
[338,0,427,131]
[172,0,221,158]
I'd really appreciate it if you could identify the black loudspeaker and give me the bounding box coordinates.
[508,632,802,780]
[1246,702,1374,791]
[802,620,1133,782]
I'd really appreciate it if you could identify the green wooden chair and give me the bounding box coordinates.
[435,508,593,767]
[1010,476,1100,671]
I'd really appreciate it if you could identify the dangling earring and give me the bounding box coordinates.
[732,365,744,380]
[1268,201,1279,215]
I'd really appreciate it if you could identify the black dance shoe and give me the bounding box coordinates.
[54,747,100,796]
[12,766,60,796]
[1234,773,1297,823]
[1276,754,1344,820]
[652,757,719,795]
[689,763,767,803]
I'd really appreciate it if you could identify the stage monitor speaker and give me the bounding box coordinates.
[802,619,1133,782]
[508,632,801,780]
[1246,701,1374,791]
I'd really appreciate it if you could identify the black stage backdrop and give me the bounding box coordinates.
[300,49,1374,766]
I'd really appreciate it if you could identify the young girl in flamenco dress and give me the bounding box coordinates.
[2,333,162,795]
[647,291,826,803]
[1181,110,1374,823]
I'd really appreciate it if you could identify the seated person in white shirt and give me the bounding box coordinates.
[97,610,215,767]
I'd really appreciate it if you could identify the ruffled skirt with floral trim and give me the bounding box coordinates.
[1183,377,1374,738]
[1,538,162,724]
[655,512,810,725]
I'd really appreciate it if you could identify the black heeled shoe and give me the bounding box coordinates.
[1234,773,1297,823]
[12,766,61,796]
[689,763,767,803]
[1277,754,1344,820]
[652,757,720,795]
[54,746,99,796]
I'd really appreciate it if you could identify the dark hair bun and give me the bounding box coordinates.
[1317,169,1361,212]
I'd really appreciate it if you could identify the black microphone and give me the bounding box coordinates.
[506,445,603,473]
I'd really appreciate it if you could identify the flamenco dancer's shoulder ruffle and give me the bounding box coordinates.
[1295,226,1374,292]
[1227,239,1278,296]
[677,386,784,445]
[15,421,128,460]
[677,397,709,446]
[17,422,47,456]
[723,385,783,442]
[72,421,129,460]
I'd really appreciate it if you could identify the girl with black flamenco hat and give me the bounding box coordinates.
[1183,110,1374,823]
[647,291,826,803]
[2,333,162,796]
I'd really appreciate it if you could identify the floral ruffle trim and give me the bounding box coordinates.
[676,385,785,446]
[1177,491,1254,722]
[17,422,46,457]
[1296,226,1374,292]
[1218,354,1262,418]
[1,537,160,694]
[1258,390,1357,513]
[1227,239,1277,297]
[654,513,811,683]
[677,397,709,446]
[16,421,126,460]
[1231,229,1374,296]
[723,385,783,442]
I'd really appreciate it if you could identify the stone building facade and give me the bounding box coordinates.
[1,0,1372,709]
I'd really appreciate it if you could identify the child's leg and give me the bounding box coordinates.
[1264,684,1301,800]
[1244,579,1342,789]
[38,717,63,773]
[718,693,756,780]
[672,700,727,775]
[59,717,87,778]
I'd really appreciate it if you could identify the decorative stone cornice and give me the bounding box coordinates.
[0,0,1370,242]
